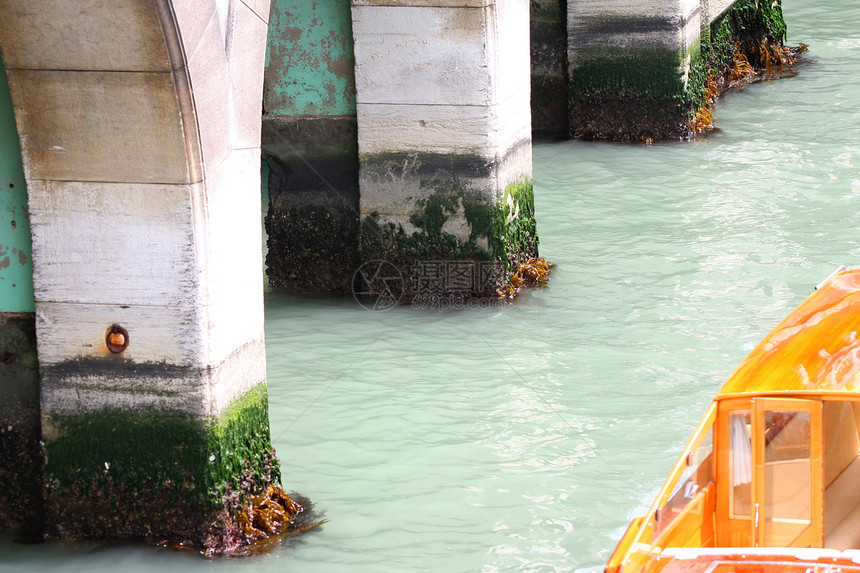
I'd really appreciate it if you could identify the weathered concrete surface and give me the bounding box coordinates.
[531,0,569,137]
[352,0,537,298]
[0,313,42,539]
[263,0,359,293]
[0,0,277,548]
[567,0,706,141]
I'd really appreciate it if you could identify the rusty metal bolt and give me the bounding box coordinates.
[106,324,129,354]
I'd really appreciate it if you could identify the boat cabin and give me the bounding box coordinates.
[606,269,860,573]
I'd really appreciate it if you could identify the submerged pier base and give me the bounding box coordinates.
[352,0,539,300]
[566,0,789,142]
[531,0,569,138]
[0,314,42,539]
[41,385,279,549]
[567,0,707,142]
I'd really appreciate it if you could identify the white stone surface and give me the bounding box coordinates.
[228,1,271,150]
[37,304,266,417]
[356,103,494,155]
[7,70,189,184]
[681,0,703,51]
[352,5,493,107]
[27,180,200,307]
[35,302,205,368]
[492,84,532,164]
[567,0,705,53]
[208,336,267,416]
[0,0,170,72]
[170,0,218,63]
[491,0,531,109]
[708,0,736,21]
[186,11,233,175]
[353,0,532,171]
[239,0,271,22]
[203,148,266,368]
[567,0,690,19]
[493,137,532,193]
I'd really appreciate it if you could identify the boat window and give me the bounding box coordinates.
[763,409,812,546]
[654,424,714,537]
[730,411,752,517]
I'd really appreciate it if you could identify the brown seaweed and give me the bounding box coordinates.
[223,484,327,557]
[497,257,554,300]
[693,42,808,134]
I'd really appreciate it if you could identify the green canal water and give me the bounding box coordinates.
[3,0,860,570]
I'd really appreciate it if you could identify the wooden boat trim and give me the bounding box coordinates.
[661,546,846,559]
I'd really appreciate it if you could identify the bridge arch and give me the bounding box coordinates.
[0,0,275,546]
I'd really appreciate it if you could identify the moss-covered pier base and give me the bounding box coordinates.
[0,313,43,540]
[40,385,279,550]
[531,0,569,138]
[566,0,789,142]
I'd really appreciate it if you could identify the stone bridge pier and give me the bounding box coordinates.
[0,0,276,548]
[263,0,539,300]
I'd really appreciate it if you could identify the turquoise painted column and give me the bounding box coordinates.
[262,0,360,294]
[0,52,41,538]
[0,55,33,311]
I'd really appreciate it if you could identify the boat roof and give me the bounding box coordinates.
[716,269,860,398]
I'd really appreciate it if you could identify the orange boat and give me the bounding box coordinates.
[605,267,860,573]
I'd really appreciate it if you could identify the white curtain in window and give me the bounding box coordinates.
[732,414,752,486]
